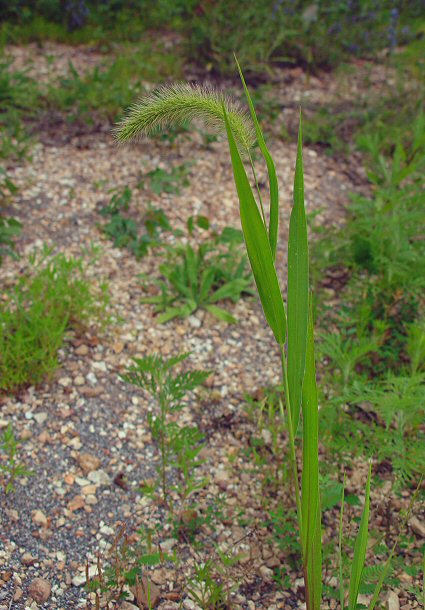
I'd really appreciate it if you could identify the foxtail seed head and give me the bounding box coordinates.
[114,83,255,155]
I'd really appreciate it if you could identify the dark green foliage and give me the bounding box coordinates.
[0,246,109,392]
[140,164,191,196]
[1,1,423,72]
[0,215,21,264]
[141,218,254,324]
[99,186,174,259]
[0,57,38,159]
[0,166,21,264]
[45,54,146,123]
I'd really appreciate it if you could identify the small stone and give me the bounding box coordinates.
[131,577,160,608]
[74,376,85,386]
[32,509,48,527]
[72,565,97,587]
[188,315,201,328]
[27,578,51,604]
[180,509,198,527]
[92,361,107,372]
[386,591,400,610]
[5,509,19,523]
[38,431,51,444]
[22,552,36,566]
[81,484,98,495]
[410,516,425,538]
[75,453,101,475]
[67,495,85,512]
[58,377,72,387]
[86,372,97,385]
[85,494,98,505]
[75,344,89,356]
[113,342,124,354]
[161,538,176,552]
[265,556,280,569]
[88,469,111,486]
[33,412,48,425]
[259,565,274,582]
[215,469,230,490]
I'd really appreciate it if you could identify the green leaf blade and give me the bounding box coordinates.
[287,114,309,434]
[223,107,286,345]
[301,301,322,610]
[348,462,372,610]
[235,56,279,260]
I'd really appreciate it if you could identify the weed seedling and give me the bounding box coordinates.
[86,524,171,609]
[139,163,192,196]
[99,186,174,259]
[0,424,33,494]
[141,216,253,323]
[121,353,209,507]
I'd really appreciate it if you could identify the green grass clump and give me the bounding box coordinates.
[0,246,109,392]
[0,166,20,265]
[45,41,184,123]
[0,56,38,159]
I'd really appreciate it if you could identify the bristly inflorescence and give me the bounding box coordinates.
[114,83,256,155]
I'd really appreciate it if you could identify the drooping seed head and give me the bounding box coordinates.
[114,83,256,155]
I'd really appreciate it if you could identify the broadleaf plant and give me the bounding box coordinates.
[116,63,394,610]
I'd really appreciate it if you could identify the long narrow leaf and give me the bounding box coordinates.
[339,474,346,610]
[223,106,286,345]
[301,300,322,610]
[235,56,279,260]
[287,113,309,434]
[348,462,372,610]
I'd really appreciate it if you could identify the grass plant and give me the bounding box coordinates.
[115,60,404,607]
[0,245,109,392]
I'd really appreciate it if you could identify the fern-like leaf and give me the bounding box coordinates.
[114,83,255,154]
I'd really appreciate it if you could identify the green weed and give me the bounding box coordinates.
[45,42,183,123]
[141,217,253,324]
[0,56,37,159]
[99,186,174,259]
[121,353,209,507]
[0,423,33,494]
[139,163,191,196]
[85,524,170,610]
[0,245,109,392]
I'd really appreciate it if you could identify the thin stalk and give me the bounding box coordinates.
[280,344,303,535]
[247,150,267,230]
[159,388,167,505]
[339,473,346,610]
